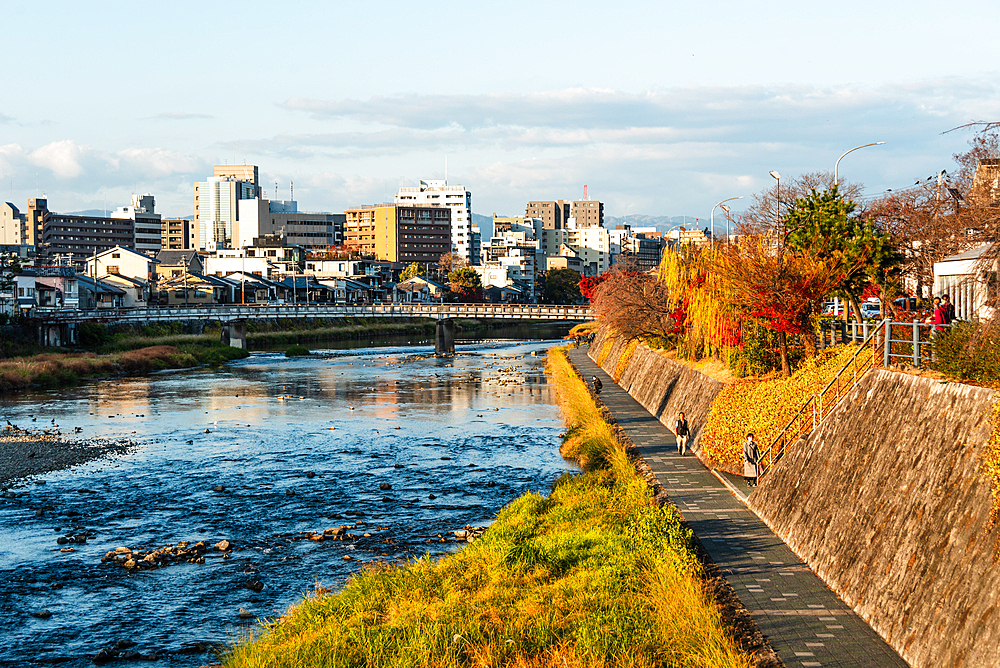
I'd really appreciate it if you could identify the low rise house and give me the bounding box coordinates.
[394,276,447,303]
[933,243,998,320]
[77,275,127,309]
[85,246,158,283]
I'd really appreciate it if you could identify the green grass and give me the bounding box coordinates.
[221,347,750,668]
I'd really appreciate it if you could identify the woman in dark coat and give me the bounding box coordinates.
[674,412,690,456]
[743,432,760,487]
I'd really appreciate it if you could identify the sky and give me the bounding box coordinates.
[2,0,999,231]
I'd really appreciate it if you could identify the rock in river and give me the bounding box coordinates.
[379,483,391,490]
[31,610,53,619]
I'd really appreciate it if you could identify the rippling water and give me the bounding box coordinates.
[0,332,575,666]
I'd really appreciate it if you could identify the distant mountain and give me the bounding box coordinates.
[472,212,493,239]
[605,215,706,231]
[66,209,113,217]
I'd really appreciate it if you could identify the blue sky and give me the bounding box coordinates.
[2,0,999,226]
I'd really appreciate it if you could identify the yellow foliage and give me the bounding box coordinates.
[700,344,861,470]
[981,396,1000,534]
[614,339,639,382]
[596,337,614,367]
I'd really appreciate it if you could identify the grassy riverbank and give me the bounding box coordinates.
[221,347,750,668]
[0,344,248,395]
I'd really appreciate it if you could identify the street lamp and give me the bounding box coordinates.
[769,171,781,239]
[834,142,885,186]
[720,203,732,245]
[711,197,743,248]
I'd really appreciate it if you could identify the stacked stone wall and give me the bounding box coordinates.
[587,329,724,450]
[751,370,1000,668]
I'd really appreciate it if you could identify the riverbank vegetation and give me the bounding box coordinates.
[0,344,248,394]
[221,347,750,668]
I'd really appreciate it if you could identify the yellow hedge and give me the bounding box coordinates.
[700,344,861,470]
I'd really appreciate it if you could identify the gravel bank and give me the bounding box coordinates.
[0,432,136,488]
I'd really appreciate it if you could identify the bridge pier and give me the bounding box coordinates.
[36,323,76,347]
[221,320,248,349]
[435,318,455,355]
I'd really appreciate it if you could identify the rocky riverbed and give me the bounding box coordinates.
[0,427,137,489]
[0,335,573,667]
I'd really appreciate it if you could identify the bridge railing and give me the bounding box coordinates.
[30,303,593,323]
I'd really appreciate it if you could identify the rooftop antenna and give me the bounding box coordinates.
[290,180,293,202]
[445,155,448,183]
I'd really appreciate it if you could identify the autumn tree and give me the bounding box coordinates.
[447,267,483,302]
[713,237,854,376]
[591,259,675,342]
[400,262,425,281]
[437,252,467,276]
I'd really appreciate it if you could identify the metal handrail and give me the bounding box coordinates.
[758,318,888,478]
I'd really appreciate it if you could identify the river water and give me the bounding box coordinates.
[0,327,576,666]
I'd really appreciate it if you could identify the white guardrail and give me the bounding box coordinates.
[31,303,593,323]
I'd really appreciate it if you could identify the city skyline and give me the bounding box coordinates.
[2,0,999,225]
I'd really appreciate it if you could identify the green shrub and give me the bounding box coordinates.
[285,344,310,357]
[931,321,1000,384]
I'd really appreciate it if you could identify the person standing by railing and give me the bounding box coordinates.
[743,433,760,487]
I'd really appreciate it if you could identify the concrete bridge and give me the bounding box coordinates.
[31,303,592,354]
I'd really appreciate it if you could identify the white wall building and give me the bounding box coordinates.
[396,180,474,264]
[203,250,272,278]
[84,246,158,282]
[933,244,998,320]
[542,217,610,276]
[111,194,162,256]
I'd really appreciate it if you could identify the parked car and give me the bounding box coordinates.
[860,301,882,319]
[822,301,845,316]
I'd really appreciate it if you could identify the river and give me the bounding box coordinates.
[0,326,576,666]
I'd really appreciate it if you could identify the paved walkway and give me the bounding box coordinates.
[568,348,908,668]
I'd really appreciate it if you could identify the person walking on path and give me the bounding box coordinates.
[674,412,690,456]
[591,375,603,396]
[743,432,760,487]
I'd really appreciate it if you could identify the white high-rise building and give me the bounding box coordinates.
[396,180,473,264]
[111,194,162,256]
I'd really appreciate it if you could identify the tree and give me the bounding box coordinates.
[579,272,608,303]
[782,187,901,318]
[437,252,467,276]
[740,171,864,236]
[713,237,852,375]
[400,262,425,281]
[541,268,582,304]
[591,265,674,342]
[447,267,483,302]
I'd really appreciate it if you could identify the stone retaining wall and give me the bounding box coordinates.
[750,370,1000,668]
[588,328,724,451]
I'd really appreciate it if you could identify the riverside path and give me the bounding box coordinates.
[567,348,908,668]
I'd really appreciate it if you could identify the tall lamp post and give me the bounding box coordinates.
[711,197,743,248]
[769,171,781,241]
[720,203,733,245]
[834,142,885,185]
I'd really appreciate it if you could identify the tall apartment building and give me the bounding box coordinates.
[526,199,604,230]
[525,200,571,230]
[194,165,260,250]
[35,199,136,269]
[161,218,196,250]
[0,202,30,245]
[570,200,604,228]
[111,194,162,255]
[395,180,473,264]
[343,204,451,264]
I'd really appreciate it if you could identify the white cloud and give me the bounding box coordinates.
[148,112,214,120]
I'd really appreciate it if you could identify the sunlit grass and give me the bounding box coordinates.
[222,347,750,668]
